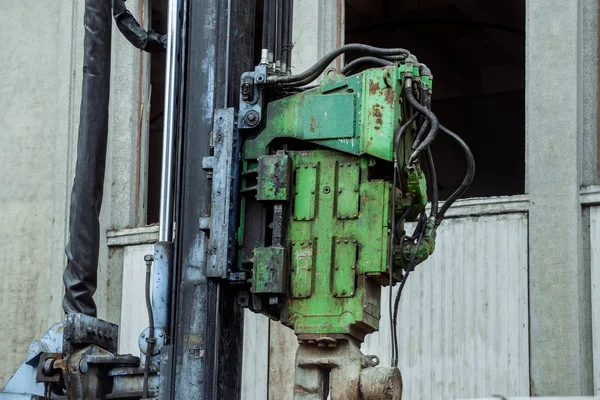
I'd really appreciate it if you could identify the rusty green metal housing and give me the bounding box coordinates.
[238,65,433,340]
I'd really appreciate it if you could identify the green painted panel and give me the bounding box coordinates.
[290,241,314,298]
[332,239,357,298]
[257,154,291,201]
[293,164,318,221]
[252,247,286,294]
[303,93,355,140]
[286,150,391,338]
[335,161,360,219]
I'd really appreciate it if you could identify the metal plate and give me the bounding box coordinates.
[332,239,357,298]
[290,241,314,298]
[335,161,360,219]
[303,93,355,140]
[293,164,318,221]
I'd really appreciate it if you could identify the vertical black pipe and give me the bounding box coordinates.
[262,0,270,51]
[280,0,289,72]
[275,0,283,70]
[62,0,112,316]
[285,0,294,73]
[267,0,275,63]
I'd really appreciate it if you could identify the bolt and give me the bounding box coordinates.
[338,189,342,193]
[337,214,341,218]
[159,332,164,338]
[244,110,260,127]
[311,190,315,194]
[335,266,339,270]
[293,216,297,220]
[304,165,308,169]
[292,242,296,245]
[312,165,316,168]
[336,240,340,244]
[354,188,359,192]
[301,242,304,245]
[142,333,146,339]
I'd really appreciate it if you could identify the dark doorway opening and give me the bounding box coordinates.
[346,0,525,198]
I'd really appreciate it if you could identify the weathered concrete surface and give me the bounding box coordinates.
[526,0,594,395]
[0,0,81,385]
[0,0,146,387]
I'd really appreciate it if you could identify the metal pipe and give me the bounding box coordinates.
[154,0,182,333]
[158,0,183,242]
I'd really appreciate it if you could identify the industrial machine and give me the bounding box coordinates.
[1,0,474,399]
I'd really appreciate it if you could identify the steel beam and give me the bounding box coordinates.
[170,0,256,398]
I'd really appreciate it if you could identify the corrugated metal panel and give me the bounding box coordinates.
[363,213,529,398]
[241,310,270,399]
[120,244,155,355]
[590,206,600,394]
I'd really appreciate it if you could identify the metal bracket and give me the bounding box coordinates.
[238,65,266,130]
[203,108,240,278]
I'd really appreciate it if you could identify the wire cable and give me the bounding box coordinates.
[435,124,475,225]
[267,44,411,86]
[341,56,393,75]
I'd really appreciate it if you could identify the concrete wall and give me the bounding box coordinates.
[0,0,147,386]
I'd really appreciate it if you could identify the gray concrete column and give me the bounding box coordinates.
[526,0,594,394]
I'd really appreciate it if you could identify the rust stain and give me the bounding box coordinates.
[361,196,369,203]
[369,79,380,95]
[385,88,394,104]
[372,103,383,129]
[310,116,318,132]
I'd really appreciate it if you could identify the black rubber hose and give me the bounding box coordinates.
[262,0,270,51]
[113,0,166,53]
[414,86,429,147]
[405,85,438,161]
[341,56,392,75]
[435,124,475,225]
[424,148,438,220]
[394,112,418,179]
[63,0,112,316]
[267,0,276,62]
[267,44,411,86]
[285,0,294,73]
[276,0,283,68]
[280,0,289,70]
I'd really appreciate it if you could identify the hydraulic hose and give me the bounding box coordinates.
[341,56,392,75]
[113,0,166,53]
[267,44,411,86]
[424,148,438,220]
[405,80,438,162]
[63,0,112,316]
[261,0,270,51]
[435,124,475,225]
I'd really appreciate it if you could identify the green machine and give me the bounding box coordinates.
[236,47,474,399]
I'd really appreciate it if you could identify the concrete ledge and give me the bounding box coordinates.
[106,225,159,247]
